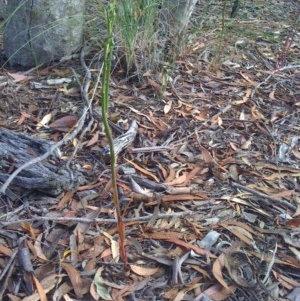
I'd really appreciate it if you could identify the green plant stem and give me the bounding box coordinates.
[101,1,127,265]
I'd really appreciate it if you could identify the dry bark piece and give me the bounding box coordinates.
[102,120,138,163]
[0,128,82,196]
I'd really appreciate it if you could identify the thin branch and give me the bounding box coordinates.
[66,47,98,173]
[0,211,192,226]
[262,242,277,284]
[231,181,296,211]
[0,249,17,282]
[0,249,17,299]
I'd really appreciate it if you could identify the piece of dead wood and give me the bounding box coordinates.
[0,47,92,197]
[0,127,83,196]
[0,211,192,226]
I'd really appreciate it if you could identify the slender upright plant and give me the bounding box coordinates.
[101,1,127,265]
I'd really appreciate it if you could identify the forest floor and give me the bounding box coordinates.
[0,1,299,301]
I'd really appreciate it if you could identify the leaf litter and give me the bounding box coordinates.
[0,0,300,300]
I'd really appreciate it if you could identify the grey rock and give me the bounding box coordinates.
[3,0,85,67]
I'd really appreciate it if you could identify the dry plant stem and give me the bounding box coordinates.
[130,146,174,153]
[0,211,191,226]
[66,47,97,172]
[172,252,190,284]
[231,182,296,212]
[262,242,277,284]
[0,203,28,220]
[0,249,17,282]
[0,249,17,299]
[276,14,298,69]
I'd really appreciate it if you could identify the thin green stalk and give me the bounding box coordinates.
[101,1,127,265]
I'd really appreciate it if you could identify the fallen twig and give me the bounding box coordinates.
[231,181,296,211]
[66,46,97,174]
[0,211,192,226]
[0,249,17,299]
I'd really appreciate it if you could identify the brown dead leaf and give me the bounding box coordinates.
[251,105,264,119]
[198,144,214,164]
[221,224,256,245]
[147,78,161,89]
[32,274,48,301]
[49,115,78,132]
[7,72,33,82]
[22,274,59,301]
[164,166,176,182]
[269,90,276,100]
[190,265,211,279]
[34,233,48,261]
[82,164,93,170]
[52,282,73,301]
[86,131,99,147]
[6,294,21,301]
[164,167,201,186]
[232,88,252,105]
[239,73,254,84]
[17,112,32,125]
[142,232,215,257]
[212,253,231,291]
[194,283,237,301]
[77,181,103,191]
[130,264,160,276]
[21,222,37,239]
[172,289,187,301]
[287,217,300,227]
[229,141,238,151]
[124,158,159,182]
[59,86,81,96]
[185,166,201,181]
[0,244,13,256]
[164,172,188,186]
[210,113,221,125]
[156,161,168,179]
[272,270,294,290]
[162,193,207,202]
[61,262,83,298]
[56,191,75,210]
[163,287,180,299]
[101,247,112,260]
[147,115,169,131]
[142,70,153,77]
